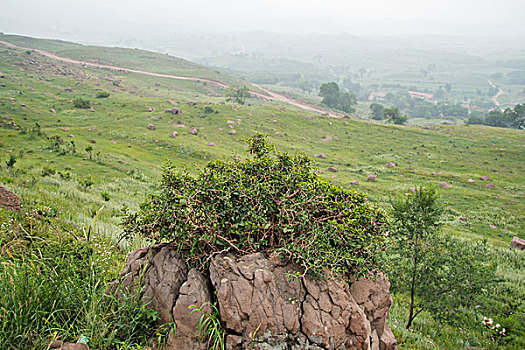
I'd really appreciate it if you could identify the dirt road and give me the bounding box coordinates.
[488,80,504,107]
[0,40,337,116]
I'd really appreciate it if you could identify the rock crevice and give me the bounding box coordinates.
[112,244,397,350]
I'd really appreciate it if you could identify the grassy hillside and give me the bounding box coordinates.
[1,35,524,349]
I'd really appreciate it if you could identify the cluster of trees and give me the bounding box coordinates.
[468,104,524,129]
[226,85,251,105]
[318,82,357,113]
[370,103,407,125]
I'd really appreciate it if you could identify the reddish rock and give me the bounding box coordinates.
[486,183,495,188]
[49,108,56,114]
[207,142,216,146]
[367,175,377,182]
[439,182,451,188]
[510,236,525,250]
[169,131,178,138]
[49,341,88,350]
[314,153,326,159]
[328,167,338,172]
[385,162,396,168]
[114,249,397,350]
[480,176,490,180]
[350,180,359,185]
[459,217,468,222]
[467,179,474,183]
[147,124,155,130]
[0,186,21,212]
[189,127,198,135]
[229,129,237,135]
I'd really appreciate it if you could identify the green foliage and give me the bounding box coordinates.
[0,207,163,349]
[384,107,407,125]
[386,187,496,329]
[225,85,250,105]
[47,135,76,155]
[318,82,357,113]
[189,302,225,350]
[96,91,110,98]
[101,191,111,201]
[73,98,91,109]
[122,134,388,279]
[5,153,16,168]
[369,102,384,120]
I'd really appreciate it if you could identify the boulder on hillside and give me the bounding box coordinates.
[147,124,155,130]
[111,246,397,350]
[439,182,451,188]
[510,236,525,250]
[189,127,198,135]
[0,186,21,212]
[328,167,338,172]
[385,162,396,168]
[367,175,377,182]
[169,131,178,138]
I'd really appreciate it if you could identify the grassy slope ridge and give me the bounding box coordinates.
[0,34,524,348]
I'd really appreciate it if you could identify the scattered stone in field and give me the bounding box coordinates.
[111,141,116,144]
[271,113,276,117]
[187,101,197,106]
[165,108,181,115]
[21,104,26,107]
[486,183,495,188]
[406,166,413,170]
[439,182,451,188]
[350,180,359,185]
[409,187,416,192]
[89,106,95,112]
[88,139,96,144]
[0,72,3,78]
[423,126,431,129]
[329,122,333,126]
[9,98,16,101]
[385,161,396,168]
[67,134,74,138]
[62,127,68,131]
[0,84,5,87]
[88,126,95,131]
[218,101,225,105]
[314,170,322,174]
[218,127,223,131]
[0,185,21,212]
[248,113,252,117]
[168,100,177,105]
[314,153,326,158]
[489,224,497,229]
[321,135,333,142]
[343,121,349,125]
[343,115,351,119]
[207,142,216,146]
[147,124,155,130]
[480,176,490,180]
[467,179,474,183]
[459,217,468,221]
[189,127,198,135]
[510,236,525,250]
[169,131,178,138]
[367,175,377,182]
[229,129,237,135]
[499,148,505,151]
[49,108,56,114]
[328,167,338,172]
[273,119,277,123]
[226,120,235,124]
[148,107,156,112]
[154,140,159,143]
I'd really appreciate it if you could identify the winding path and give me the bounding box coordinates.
[0,40,337,116]
[488,80,504,107]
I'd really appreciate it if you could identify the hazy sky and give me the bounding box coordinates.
[1,0,524,39]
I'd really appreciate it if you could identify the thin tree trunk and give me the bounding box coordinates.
[406,231,419,329]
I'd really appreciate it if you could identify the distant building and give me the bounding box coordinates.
[368,92,386,101]
[407,91,433,100]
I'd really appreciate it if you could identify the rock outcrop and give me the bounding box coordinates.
[0,185,21,212]
[112,244,397,350]
[510,236,525,250]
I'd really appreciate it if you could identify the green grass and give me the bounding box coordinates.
[1,35,524,349]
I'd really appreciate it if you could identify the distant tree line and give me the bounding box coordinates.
[467,104,524,129]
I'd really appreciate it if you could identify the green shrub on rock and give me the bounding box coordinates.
[122,134,388,280]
